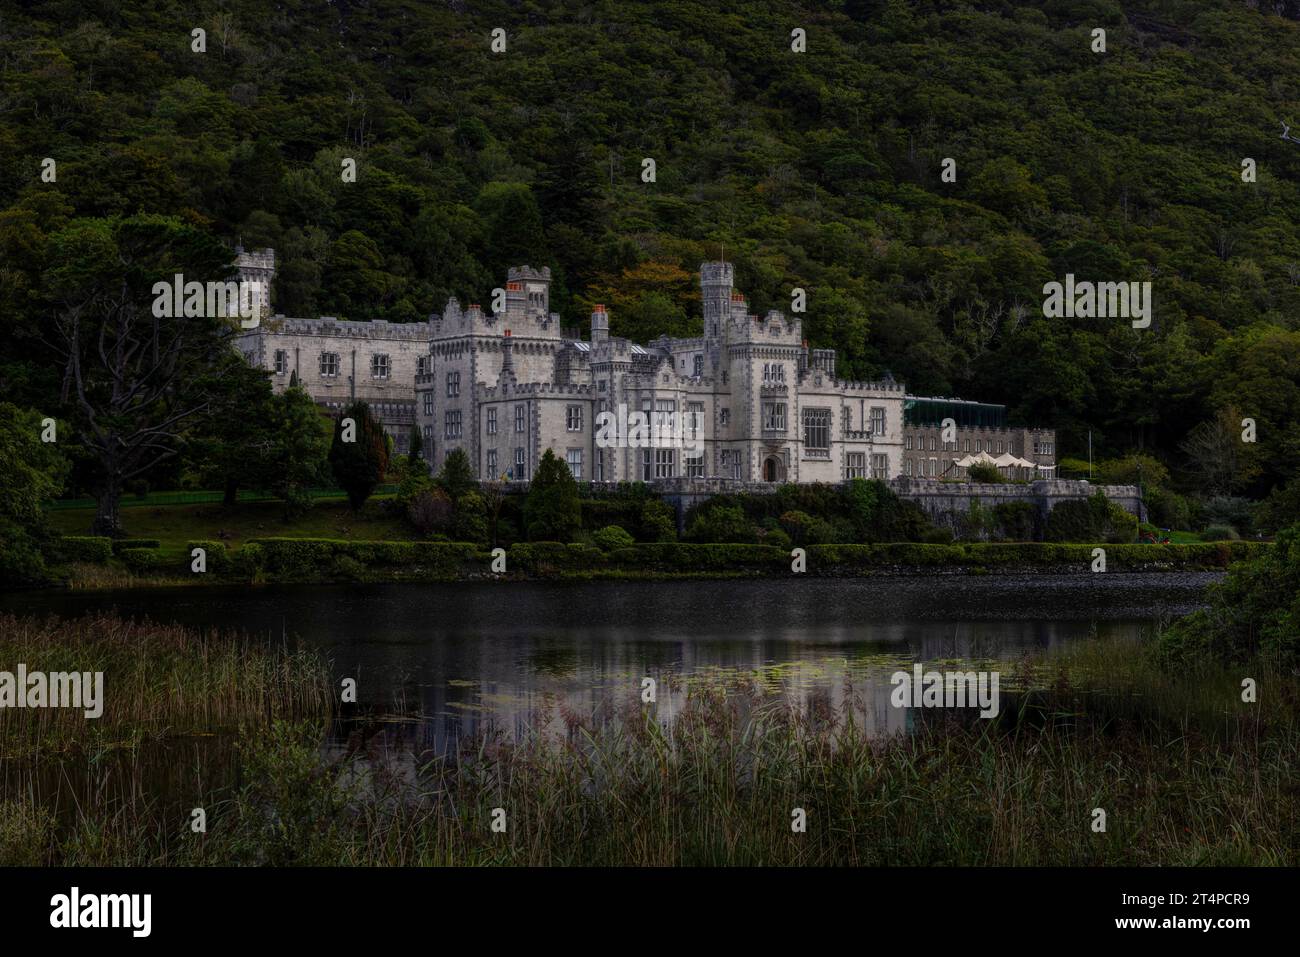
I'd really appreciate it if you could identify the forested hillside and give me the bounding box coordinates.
[2,0,1300,507]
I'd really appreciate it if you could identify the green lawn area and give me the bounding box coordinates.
[49,497,414,551]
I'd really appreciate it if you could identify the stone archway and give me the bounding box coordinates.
[763,456,783,482]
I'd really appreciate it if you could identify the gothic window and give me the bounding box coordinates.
[803,408,831,454]
[762,402,786,431]
[693,355,703,377]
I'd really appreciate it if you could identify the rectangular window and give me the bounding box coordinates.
[443,410,462,439]
[654,448,675,479]
[686,452,704,479]
[515,404,525,432]
[274,349,288,375]
[720,408,730,427]
[871,453,888,479]
[906,459,914,477]
[446,372,460,398]
[423,393,435,415]
[762,402,786,432]
[514,447,526,480]
[687,402,704,440]
[905,435,913,451]
[803,408,831,453]
[693,355,703,377]
[566,448,583,480]
[487,407,498,434]
[641,448,653,481]
[654,399,675,430]
[869,407,886,436]
[486,449,497,475]
[371,353,390,379]
[566,405,583,432]
[416,356,428,376]
[845,452,867,479]
[422,425,432,441]
[319,352,339,377]
[964,438,971,452]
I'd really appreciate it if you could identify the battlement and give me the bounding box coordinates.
[253,315,432,341]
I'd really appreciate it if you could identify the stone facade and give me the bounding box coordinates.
[902,424,1058,480]
[418,261,909,485]
[236,316,431,455]
[232,251,1059,483]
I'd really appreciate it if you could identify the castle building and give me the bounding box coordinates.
[236,252,1056,483]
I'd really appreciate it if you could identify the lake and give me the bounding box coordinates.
[0,573,1221,758]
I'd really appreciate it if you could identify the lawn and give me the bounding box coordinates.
[48,497,414,551]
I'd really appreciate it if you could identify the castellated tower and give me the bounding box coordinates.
[233,246,275,316]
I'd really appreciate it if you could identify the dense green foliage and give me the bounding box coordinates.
[524,449,582,541]
[2,0,1300,525]
[1161,523,1300,665]
[328,401,390,511]
[1044,489,1139,542]
[0,404,68,584]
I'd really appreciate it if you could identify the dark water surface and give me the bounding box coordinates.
[1,574,1220,756]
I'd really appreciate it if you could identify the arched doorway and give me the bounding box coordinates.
[763,456,782,482]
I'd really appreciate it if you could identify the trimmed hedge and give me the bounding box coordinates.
[53,536,113,564]
[119,548,166,573]
[186,540,231,574]
[245,538,482,581]
[111,538,161,554]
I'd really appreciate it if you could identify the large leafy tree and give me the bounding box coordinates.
[43,215,236,535]
[270,385,331,519]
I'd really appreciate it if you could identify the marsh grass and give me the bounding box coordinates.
[2,617,1294,867]
[0,612,331,757]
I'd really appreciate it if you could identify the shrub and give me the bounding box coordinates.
[778,510,834,546]
[1160,525,1299,666]
[451,490,488,543]
[686,503,756,543]
[761,528,793,551]
[1199,495,1254,535]
[992,501,1038,541]
[119,548,165,573]
[639,499,678,542]
[1045,491,1136,543]
[967,462,1002,483]
[54,536,113,564]
[435,448,478,501]
[407,487,454,536]
[1201,525,1239,542]
[234,542,266,577]
[186,540,231,574]
[921,527,955,544]
[593,525,636,551]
